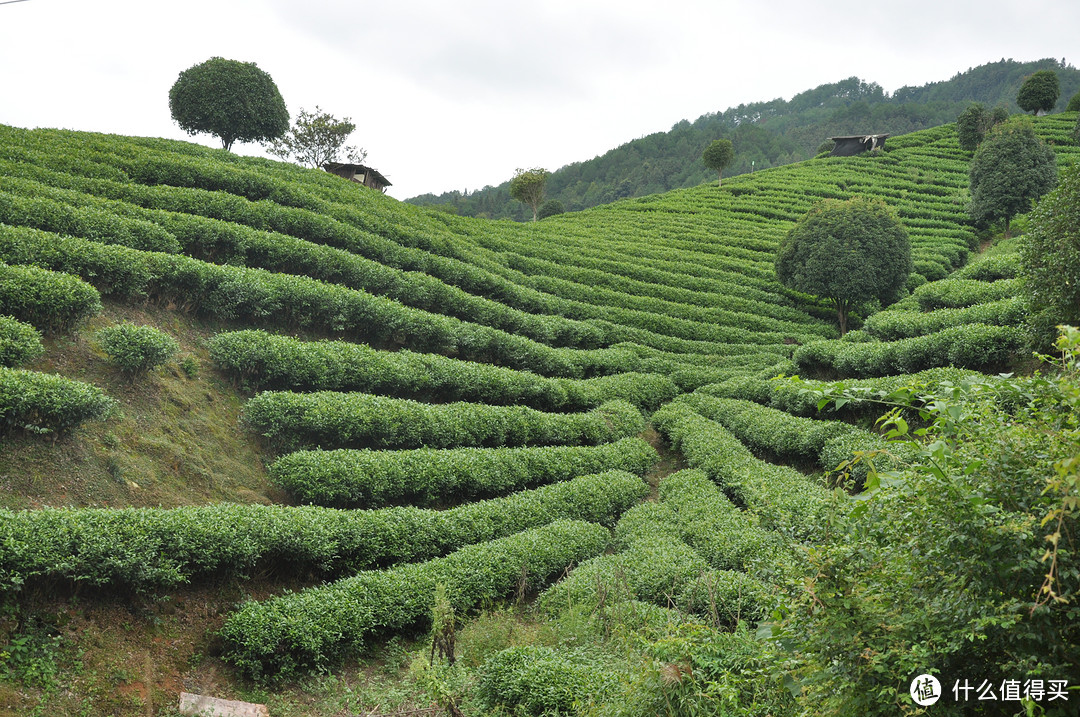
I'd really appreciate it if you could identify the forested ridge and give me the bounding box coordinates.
[408,57,1080,219]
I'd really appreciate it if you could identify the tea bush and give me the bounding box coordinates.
[0,262,101,333]
[219,519,610,681]
[95,323,178,375]
[0,367,115,436]
[270,437,657,507]
[0,316,43,368]
[242,392,645,451]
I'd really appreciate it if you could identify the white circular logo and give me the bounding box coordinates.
[911,674,942,706]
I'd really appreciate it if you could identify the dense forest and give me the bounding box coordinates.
[408,58,1080,219]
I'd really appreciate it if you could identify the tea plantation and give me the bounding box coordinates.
[0,113,1077,715]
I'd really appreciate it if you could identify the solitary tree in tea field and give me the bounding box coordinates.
[509,168,549,222]
[775,197,911,335]
[702,139,735,186]
[169,57,289,152]
[265,106,367,169]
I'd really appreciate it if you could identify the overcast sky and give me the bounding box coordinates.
[1,0,1077,199]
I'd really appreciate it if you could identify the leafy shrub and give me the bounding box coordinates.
[950,252,1019,281]
[0,263,101,333]
[0,181,180,253]
[219,519,610,681]
[208,330,676,411]
[0,367,115,436]
[862,297,1025,340]
[0,317,43,368]
[242,392,645,451]
[476,646,610,715]
[677,393,857,465]
[911,277,1020,311]
[619,469,786,576]
[270,437,657,507]
[95,323,178,375]
[793,324,1024,378]
[0,471,643,591]
[652,401,828,538]
[538,535,768,627]
[1020,162,1080,348]
[765,367,985,419]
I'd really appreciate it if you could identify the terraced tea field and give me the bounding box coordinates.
[0,113,1076,714]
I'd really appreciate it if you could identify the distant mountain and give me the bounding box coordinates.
[407,58,1080,220]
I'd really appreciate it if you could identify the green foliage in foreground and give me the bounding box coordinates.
[243,392,645,451]
[0,367,115,436]
[219,519,610,682]
[95,323,178,375]
[0,316,43,368]
[769,330,1080,715]
[0,262,101,334]
[0,471,644,592]
[270,437,657,508]
[476,645,615,716]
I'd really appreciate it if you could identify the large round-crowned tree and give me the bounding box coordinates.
[1016,69,1060,115]
[169,57,289,151]
[775,197,912,335]
[968,117,1057,240]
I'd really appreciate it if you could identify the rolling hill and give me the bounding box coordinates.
[408,57,1080,219]
[0,109,1077,715]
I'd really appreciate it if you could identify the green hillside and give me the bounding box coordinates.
[0,111,1077,715]
[409,58,1080,219]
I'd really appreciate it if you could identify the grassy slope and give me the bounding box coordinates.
[0,113,1075,715]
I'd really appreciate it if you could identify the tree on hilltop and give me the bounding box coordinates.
[265,107,367,169]
[1017,70,1060,115]
[702,139,734,186]
[968,117,1057,240]
[775,197,911,335]
[169,57,289,152]
[509,168,549,222]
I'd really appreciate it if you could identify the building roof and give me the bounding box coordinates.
[828,134,890,157]
[828,134,890,142]
[323,162,392,188]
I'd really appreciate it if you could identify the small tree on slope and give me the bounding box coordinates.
[702,139,735,186]
[509,168,549,222]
